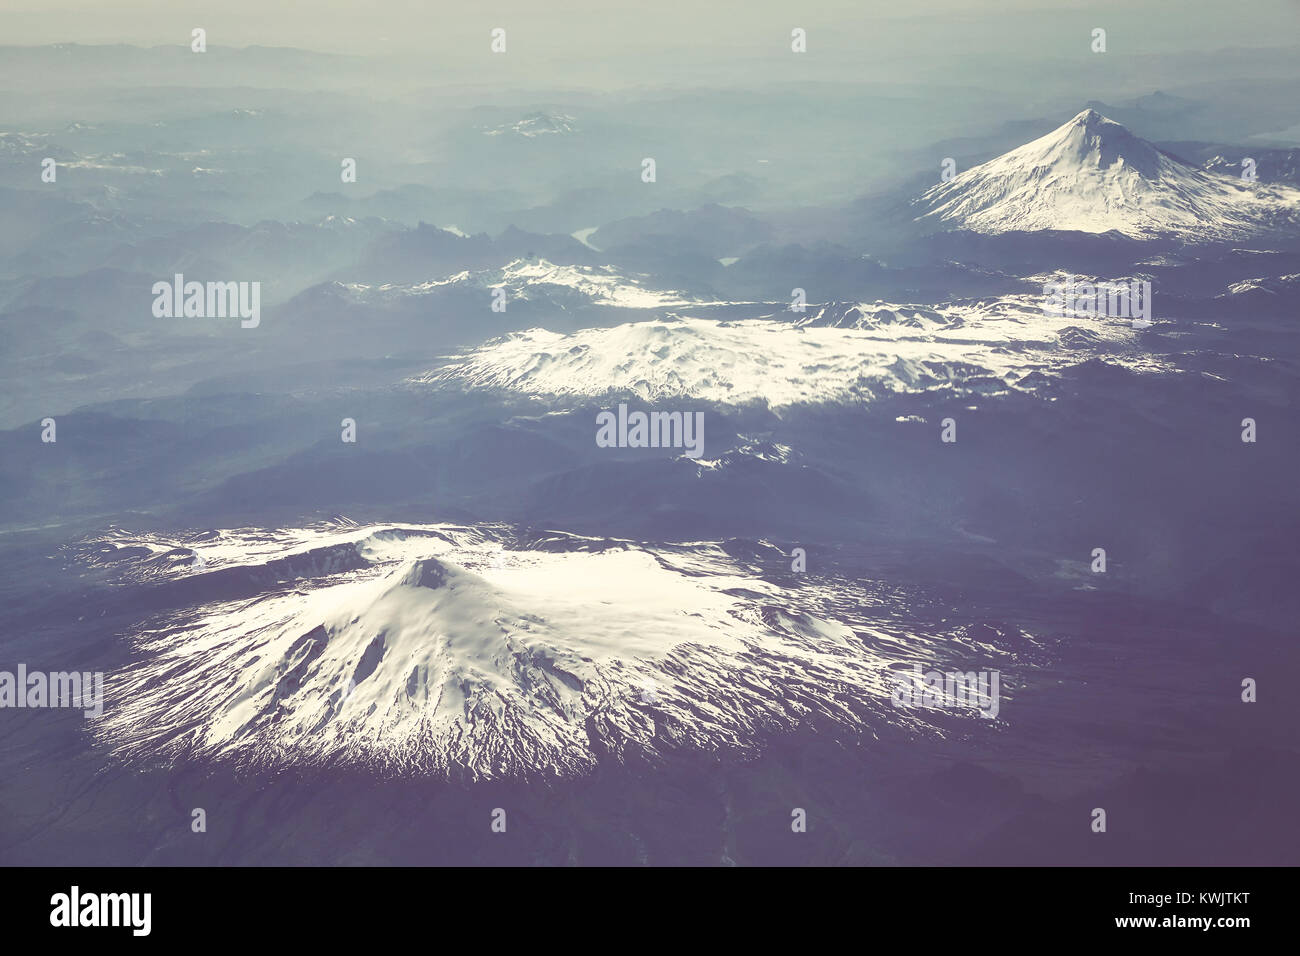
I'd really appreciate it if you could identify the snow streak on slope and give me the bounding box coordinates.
[414,296,1155,407]
[87,524,1033,779]
[915,109,1300,239]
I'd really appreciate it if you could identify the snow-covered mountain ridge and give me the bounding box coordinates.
[412,293,1157,408]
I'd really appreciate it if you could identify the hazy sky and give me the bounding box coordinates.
[3,0,1297,56]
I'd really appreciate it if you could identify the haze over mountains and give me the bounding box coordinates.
[2,11,1298,865]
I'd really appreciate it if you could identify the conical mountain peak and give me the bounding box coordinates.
[913,107,1295,238]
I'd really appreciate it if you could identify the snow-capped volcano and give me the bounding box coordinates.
[88,524,1029,779]
[915,109,1300,239]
